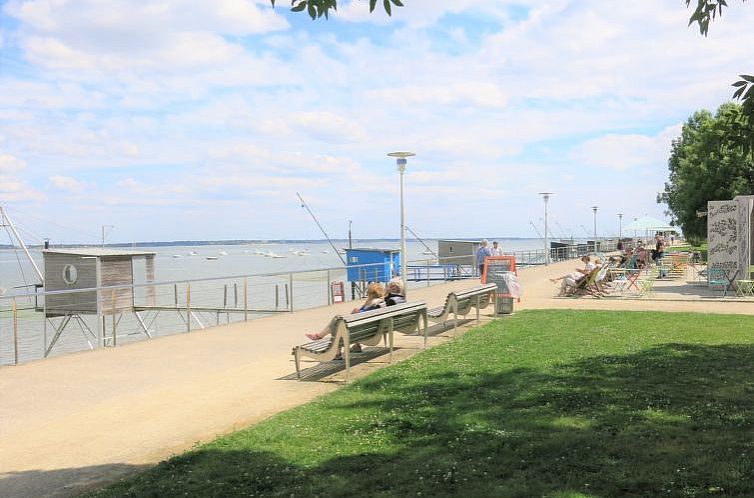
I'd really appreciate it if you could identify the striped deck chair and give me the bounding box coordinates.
[568,268,601,297]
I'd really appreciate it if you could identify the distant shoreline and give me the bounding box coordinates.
[0,237,547,250]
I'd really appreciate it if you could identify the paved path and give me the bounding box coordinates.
[1,259,752,497]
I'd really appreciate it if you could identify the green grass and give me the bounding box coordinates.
[89,310,754,498]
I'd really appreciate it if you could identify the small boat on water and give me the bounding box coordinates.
[206,256,218,260]
[172,254,182,258]
[188,251,199,256]
[322,250,329,254]
[218,250,228,256]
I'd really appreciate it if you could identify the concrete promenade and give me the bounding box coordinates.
[2,258,753,497]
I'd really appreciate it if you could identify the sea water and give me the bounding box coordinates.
[0,239,547,291]
[0,239,545,365]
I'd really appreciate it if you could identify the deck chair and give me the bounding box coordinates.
[568,268,601,297]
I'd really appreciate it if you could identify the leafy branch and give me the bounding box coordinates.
[270,0,404,19]
[686,0,752,152]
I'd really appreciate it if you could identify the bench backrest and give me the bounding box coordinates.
[453,283,496,315]
[339,301,427,342]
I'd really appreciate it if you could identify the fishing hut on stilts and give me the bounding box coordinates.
[42,248,156,356]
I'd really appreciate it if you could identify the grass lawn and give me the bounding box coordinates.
[89,310,754,498]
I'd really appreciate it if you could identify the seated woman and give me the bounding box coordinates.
[305,282,386,341]
[550,256,595,296]
[384,278,406,306]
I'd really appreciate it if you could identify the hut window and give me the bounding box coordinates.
[62,264,78,285]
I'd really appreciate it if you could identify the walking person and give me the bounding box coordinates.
[476,239,492,279]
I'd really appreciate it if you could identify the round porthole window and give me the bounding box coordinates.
[62,264,78,285]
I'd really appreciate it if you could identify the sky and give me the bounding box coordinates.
[1,0,753,245]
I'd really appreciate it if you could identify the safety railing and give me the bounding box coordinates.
[0,241,615,366]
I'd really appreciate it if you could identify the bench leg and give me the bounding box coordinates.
[294,350,301,380]
[423,314,428,349]
[389,331,393,363]
[344,347,350,383]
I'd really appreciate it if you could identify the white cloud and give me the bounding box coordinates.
[291,111,368,143]
[0,153,27,173]
[572,125,682,171]
[0,152,44,202]
[370,82,507,109]
[49,175,86,193]
[5,0,289,72]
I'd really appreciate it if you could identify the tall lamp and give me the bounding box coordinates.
[539,192,553,264]
[591,206,598,253]
[617,213,623,240]
[388,151,415,295]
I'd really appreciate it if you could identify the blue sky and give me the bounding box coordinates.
[1,0,753,244]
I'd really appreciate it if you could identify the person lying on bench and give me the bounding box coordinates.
[305,282,386,343]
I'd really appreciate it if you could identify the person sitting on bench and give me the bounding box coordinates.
[384,278,406,306]
[305,282,386,342]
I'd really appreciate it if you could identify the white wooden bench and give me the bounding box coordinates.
[292,301,428,381]
[427,283,497,335]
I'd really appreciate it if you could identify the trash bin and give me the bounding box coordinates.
[496,296,514,315]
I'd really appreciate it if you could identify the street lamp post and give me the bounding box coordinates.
[591,206,598,253]
[617,213,623,239]
[539,192,553,265]
[388,151,415,295]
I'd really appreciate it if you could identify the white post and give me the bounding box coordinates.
[388,152,415,296]
[618,213,623,239]
[400,163,407,293]
[539,193,552,265]
[592,206,598,253]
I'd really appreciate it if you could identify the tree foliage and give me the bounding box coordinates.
[270,0,404,19]
[658,103,754,242]
[686,1,754,127]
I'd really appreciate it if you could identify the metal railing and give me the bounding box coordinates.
[0,241,615,366]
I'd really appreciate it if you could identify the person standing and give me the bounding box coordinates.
[653,234,665,263]
[476,239,492,279]
[490,241,504,256]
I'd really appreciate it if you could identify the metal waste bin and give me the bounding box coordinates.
[496,296,514,315]
[482,256,518,316]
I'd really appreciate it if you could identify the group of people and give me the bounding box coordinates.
[305,278,406,354]
[550,233,672,296]
[476,239,504,276]
[616,234,668,270]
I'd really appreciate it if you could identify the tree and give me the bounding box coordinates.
[270,0,403,19]
[686,1,754,135]
[658,103,754,242]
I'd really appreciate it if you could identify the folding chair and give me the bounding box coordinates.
[734,265,754,297]
[708,268,739,298]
